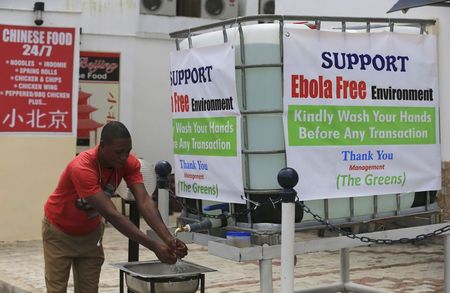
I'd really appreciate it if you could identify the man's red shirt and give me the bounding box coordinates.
[44,146,143,235]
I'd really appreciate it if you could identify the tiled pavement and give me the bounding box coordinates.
[0,216,446,293]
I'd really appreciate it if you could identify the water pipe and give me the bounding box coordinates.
[174,216,227,236]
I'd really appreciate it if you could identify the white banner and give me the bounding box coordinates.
[170,44,244,203]
[283,29,441,201]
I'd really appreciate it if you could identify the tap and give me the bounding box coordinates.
[174,225,190,236]
[175,218,227,236]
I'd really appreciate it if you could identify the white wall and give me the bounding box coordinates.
[0,0,228,240]
[132,35,176,167]
[0,0,81,240]
[77,0,224,166]
[277,0,450,161]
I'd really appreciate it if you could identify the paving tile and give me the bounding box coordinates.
[0,217,446,292]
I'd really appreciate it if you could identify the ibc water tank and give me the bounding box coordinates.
[176,21,429,228]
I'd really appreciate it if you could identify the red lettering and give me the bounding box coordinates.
[171,92,190,112]
[291,75,332,99]
[291,75,299,98]
[336,76,366,99]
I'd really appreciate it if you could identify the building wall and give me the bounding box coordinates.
[78,1,220,167]
[0,1,81,240]
[131,35,175,166]
[0,0,229,240]
[0,136,75,240]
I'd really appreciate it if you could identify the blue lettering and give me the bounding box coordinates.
[333,52,346,69]
[347,53,359,69]
[320,51,409,72]
[342,150,374,161]
[321,52,333,69]
[376,150,394,160]
[170,65,213,86]
[360,54,371,70]
[179,159,197,170]
[372,54,385,71]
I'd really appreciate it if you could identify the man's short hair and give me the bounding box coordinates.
[100,121,131,144]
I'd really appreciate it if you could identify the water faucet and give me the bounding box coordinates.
[174,217,227,237]
[174,225,190,236]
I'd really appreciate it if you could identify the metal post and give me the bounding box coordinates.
[119,270,124,293]
[281,201,295,293]
[128,201,140,262]
[201,274,205,293]
[259,258,273,293]
[158,188,170,225]
[340,248,350,289]
[445,234,450,293]
[155,160,172,226]
[278,167,299,293]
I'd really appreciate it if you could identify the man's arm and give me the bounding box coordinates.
[129,183,187,258]
[85,191,177,263]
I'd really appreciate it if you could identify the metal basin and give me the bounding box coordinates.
[112,260,216,293]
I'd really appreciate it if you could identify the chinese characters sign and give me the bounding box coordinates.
[0,25,75,133]
[77,52,120,149]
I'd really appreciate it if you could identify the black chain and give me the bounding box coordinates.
[296,197,450,245]
[166,189,450,244]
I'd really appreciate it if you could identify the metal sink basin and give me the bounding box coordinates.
[112,260,216,293]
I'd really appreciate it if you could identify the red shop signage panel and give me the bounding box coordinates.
[0,24,75,133]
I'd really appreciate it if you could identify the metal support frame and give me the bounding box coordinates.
[281,201,295,293]
[259,257,273,293]
[158,188,170,225]
[169,15,435,38]
[446,235,450,291]
[170,14,438,232]
[128,201,140,262]
[177,223,450,293]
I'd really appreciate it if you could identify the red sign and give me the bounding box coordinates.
[0,25,75,133]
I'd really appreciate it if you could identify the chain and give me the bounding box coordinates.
[296,197,450,244]
[166,189,450,244]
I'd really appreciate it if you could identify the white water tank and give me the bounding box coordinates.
[116,159,156,201]
[178,22,416,225]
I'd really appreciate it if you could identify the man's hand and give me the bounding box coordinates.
[130,183,189,260]
[153,242,177,264]
[169,238,188,259]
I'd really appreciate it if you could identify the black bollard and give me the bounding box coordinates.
[277,167,298,203]
[155,160,172,225]
[155,160,172,189]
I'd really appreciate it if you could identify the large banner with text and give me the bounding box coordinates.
[283,29,440,200]
[0,24,76,134]
[170,44,244,203]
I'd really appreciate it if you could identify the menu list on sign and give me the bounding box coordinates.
[0,25,75,133]
[4,60,68,100]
